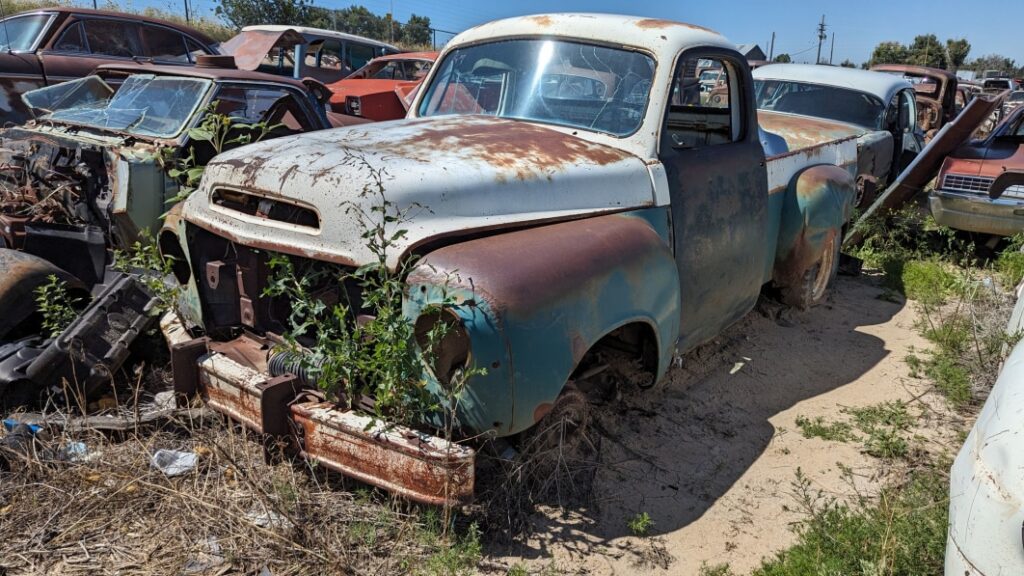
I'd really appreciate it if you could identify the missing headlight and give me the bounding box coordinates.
[414,308,471,387]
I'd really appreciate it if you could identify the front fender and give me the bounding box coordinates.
[774,164,855,287]
[405,209,680,437]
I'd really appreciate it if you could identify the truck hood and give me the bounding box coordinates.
[184,115,655,269]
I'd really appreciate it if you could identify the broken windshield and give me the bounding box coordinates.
[25,75,212,138]
[418,39,655,137]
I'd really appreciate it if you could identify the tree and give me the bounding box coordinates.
[970,53,1016,76]
[870,41,909,66]
[907,34,947,69]
[773,53,791,63]
[215,0,309,30]
[402,14,432,46]
[945,38,971,71]
[840,59,856,68]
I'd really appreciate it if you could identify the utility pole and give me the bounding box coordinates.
[183,0,190,24]
[816,15,827,65]
[829,33,835,65]
[768,31,775,61]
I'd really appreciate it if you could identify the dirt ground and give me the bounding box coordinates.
[494,273,960,575]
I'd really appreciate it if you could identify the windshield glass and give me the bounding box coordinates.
[1011,92,1024,102]
[30,75,212,138]
[418,39,655,137]
[754,79,886,129]
[0,13,51,51]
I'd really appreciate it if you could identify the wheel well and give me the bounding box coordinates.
[570,321,659,390]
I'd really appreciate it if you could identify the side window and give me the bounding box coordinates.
[82,19,142,58]
[665,56,739,149]
[348,43,375,71]
[212,85,317,136]
[53,21,87,53]
[144,25,189,63]
[185,38,210,63]
[899,90,917,131]
[317,40,343,70]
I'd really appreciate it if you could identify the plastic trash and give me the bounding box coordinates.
[150,449,198,477]
[58,441,90,462]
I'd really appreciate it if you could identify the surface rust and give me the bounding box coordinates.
[634,18,714,33]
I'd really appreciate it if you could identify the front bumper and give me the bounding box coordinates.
[930,189,1024,236]
[161,313,475,506]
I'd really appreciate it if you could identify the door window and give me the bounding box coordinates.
[665,56,739,149]
[185,38,210,62]
[899,90,917,132]
[144,25,189,63]
[347,43,375,71]
[52,21,87,53]
[82,19,142,58]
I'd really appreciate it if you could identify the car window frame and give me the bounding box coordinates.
[2,12,56,53]
[72,16,144,60]
[141,23,194,64]
[49,20,89,54]
[209,80,321,134]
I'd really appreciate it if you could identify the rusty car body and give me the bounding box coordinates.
[159,13,858,505]
[0,7,218,125]
[931,104,1024,236]
[945,279,1024,575]
[871,64,961,134]
[0,58,342,403]
[753,64,923,208]
[220,25,400,85]
[327,51,437,121]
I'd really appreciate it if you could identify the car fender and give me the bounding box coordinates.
[405,209,680,437]
[774,164,855,288]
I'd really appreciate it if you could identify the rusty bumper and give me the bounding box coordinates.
[161,313,475,506]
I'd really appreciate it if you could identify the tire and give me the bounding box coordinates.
[779,233,841,310]
[519,383,592,478]
[0,249,84,341]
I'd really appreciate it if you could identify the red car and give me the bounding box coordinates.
[327,51,437,121]
[0,8,218,125]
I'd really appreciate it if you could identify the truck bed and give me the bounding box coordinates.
[759,110,860,195]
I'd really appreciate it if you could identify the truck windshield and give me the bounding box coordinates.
[418,39,655,137]
[25,75,212,139]
[0,13,51,51]
[754,79,886,129]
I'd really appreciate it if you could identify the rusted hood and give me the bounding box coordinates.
[758,111,866,152]
[220,28,307,72]
[185,115,654,269]
[328,79,418,100]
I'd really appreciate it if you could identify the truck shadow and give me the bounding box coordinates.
[487,273,908,562]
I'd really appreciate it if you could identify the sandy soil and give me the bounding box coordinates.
[494,273,959,575]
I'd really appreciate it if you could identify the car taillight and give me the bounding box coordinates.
[346,96,362,116]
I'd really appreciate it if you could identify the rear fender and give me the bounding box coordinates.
[405,209,680,437]
[774,165,855,288]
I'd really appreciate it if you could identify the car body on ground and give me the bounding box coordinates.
[946,279,1024,574]
[0,7,218,125]
[931,105,1024,236]
[983,77,1017,94]
[220,24,399,85]
[0,58,345,402]
[327,51,437,120]
[871,64,961,133]
[753,63,922,207]
[158,13,861,505]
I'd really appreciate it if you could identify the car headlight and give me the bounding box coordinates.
[414,307,471,387]
[346,96,362,116]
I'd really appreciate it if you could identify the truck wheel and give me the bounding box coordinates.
[519,383,592,478]
[780,234,840,310]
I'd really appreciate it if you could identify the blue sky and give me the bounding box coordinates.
[152,0,1022,66]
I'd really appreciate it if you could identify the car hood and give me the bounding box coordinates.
[328,79,418,100]
[185,115,655,269]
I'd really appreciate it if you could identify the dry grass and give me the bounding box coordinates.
[0,412,484,575]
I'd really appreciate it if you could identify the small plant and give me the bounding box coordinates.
[34,274,83,337]
[419,523,482,576]
[628,511,653,536]
[506,564,529,576]
[161,104,279,205]
[794,415,855,442]
[113,232,180,312]
[997,233,1024,287]
[699,562,737,576]
[862,427,909,459]
[844,401,912,432]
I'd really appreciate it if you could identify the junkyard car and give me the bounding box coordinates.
[220,25,399,85]
[931,105,1024,236]
[159,13,858,505]
[0,7,218,125]
[754,64,922,208]
[872,64,961,133]
[0,58,342,403]
[327,51,437,120]
[945,280,1024,575]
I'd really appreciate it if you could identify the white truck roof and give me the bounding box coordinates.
[241,24,399,51]
[754,63,910,104]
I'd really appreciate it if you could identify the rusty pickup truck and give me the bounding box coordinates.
[159,14,858,504]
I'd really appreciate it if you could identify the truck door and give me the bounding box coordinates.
[659,50,768,352]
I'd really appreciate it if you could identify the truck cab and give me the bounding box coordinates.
[159,14,856,505]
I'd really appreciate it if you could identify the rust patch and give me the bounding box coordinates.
[635,18,714,33]
[527,15,553,27]
[394,118,634,182]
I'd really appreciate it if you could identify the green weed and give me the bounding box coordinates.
[699,562,737,576]
[795,415,855,442]
[34,274,83,337]
[628,512,654,536]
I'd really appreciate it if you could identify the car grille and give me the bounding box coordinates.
[943,173,1024,200]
